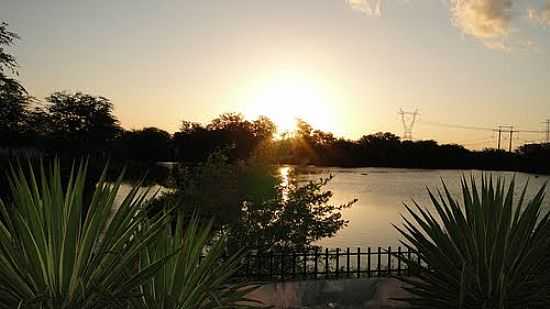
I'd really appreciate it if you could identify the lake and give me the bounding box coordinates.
[117,166,550,249]
[286,166,550,249]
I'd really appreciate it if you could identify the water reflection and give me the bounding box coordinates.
[115,166,550,249]
[271,166,550,249]
[278,165,291,200]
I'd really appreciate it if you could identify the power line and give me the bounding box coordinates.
[461,139,495,147]
[401,117,550,150]
[417,120,494,131]
[456,136,495,144]
[417,119,544,134]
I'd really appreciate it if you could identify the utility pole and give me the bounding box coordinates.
[496,127,502,150]
[508,127,515,152]
[544,119,550,144]
[494,125,517,152]
[399,109,419,141]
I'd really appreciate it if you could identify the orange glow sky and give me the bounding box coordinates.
[3,0,550,148]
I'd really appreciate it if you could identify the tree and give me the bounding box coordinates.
[174,113,277,163]
[207,113,257,160]
[116,127,172,162]
[0,22,31,150]
[150,152,356,253]
[173,121,223,163]
[357,132,402,166]
[45,91,122,155]
[229,172,356,253]
[252,115,276,140]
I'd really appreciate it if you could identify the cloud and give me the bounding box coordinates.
[482,40,510,51]
[450,0,513,39]
[528,0,550,26]
[344,0,545,51]
[347,0,383,16]
[345,0,514,39]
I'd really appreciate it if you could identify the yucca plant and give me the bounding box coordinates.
[0,160,171,309]
[132,215,260,309]
[395,176,550,309]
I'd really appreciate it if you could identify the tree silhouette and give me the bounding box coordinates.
[44,92,122,155]
[149,151,356,253]
[115,127,172,162]
[173,113,276,163]
[0,22,31,150]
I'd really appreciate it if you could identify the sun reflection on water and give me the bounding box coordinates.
[278,165,292,201]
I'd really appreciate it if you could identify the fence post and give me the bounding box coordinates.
[357,247,361,278]
[325,248,330,278]
[387,246,392,276]
[407,249,412,276]
[377,247,381,277]
[269,251,274,280]
[257,252,262,279]
[281,252,285,280]
[303,251,307,279]
[367,247,371,278]
[245,253,250,278]
[335,248,340,278]
[397,247,402,276]
[292,252,297,279]
[346,248,350,278]
[314,248,319,279]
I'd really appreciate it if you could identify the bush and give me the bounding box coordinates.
[0,160,171,308]
[132,216,259,309]
[396,176,550,309]
[0,160,258,308]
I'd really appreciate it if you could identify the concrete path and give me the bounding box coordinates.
[246,277,411,308]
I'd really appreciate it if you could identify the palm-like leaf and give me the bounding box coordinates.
[132,215,260,309]
[0,160,170,309]
[395,175,550,309]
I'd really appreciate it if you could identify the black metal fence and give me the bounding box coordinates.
[228,247,422,281]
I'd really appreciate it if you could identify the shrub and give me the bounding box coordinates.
[396,176,550,309]
[0,160,170,308]
[132,216,259,309]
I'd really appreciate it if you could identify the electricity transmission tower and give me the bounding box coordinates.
[494,125,518,152]
[399,109,419,141]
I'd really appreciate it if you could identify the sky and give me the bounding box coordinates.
[3,0,550,148]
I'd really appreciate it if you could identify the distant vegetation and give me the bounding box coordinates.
[2,22,549,176]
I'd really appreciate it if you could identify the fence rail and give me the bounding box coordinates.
[224,247,422,281]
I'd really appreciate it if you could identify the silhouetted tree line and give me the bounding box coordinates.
[269,121,550,173]
[2,21,549,175]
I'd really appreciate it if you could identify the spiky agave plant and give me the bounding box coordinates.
[395,175,550,309]
[0,160,171,309]
[132,215,260,309]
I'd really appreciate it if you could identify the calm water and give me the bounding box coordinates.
[117,167,550,249]
[287,167,550,249]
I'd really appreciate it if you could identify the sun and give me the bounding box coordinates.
[244,73,333,135]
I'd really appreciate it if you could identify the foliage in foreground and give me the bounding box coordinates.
[396,176,550,309]
[0,161,171,308]
[0,160,262,308]
[132,216,259,309]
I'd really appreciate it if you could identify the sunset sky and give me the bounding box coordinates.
[3,0,550,148]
